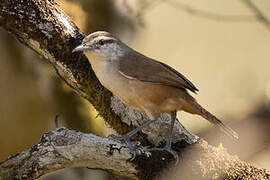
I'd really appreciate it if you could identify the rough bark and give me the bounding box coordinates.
[0,128,137,180]
[1,128,269,180]
[0,0,269,179]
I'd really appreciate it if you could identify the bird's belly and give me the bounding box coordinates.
[113,80,182,115]
[92,62,137,104]
[121,82,187,117]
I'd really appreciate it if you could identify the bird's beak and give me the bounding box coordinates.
[72,44,87,53]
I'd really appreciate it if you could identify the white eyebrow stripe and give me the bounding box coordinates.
[94,36,115,42]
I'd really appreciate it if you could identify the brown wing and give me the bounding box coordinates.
[118,52,198,93]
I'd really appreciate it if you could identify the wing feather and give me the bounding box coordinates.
[118,52,198,93]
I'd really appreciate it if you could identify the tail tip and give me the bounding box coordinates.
[222,126,239,140]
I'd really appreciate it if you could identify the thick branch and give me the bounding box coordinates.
[1,128,269,180]
[0,128,137,179]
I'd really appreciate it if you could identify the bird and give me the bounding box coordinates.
[73,31,238,159]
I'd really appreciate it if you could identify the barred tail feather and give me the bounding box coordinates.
[190,101,239,139]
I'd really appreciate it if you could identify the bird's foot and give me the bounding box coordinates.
[108,134,135,150]
[149,141,179,164]
[108,134,150,161]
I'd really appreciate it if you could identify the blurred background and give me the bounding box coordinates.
[1,0,270,179]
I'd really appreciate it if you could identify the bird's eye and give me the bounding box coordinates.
[99,40,104,46]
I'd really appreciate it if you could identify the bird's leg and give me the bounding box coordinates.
[150,111,178,162]
[109,119,158,159]
[109,119,158,141]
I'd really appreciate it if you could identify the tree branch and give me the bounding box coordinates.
[1,128,270,180]
[0,0,270,179]
[0,128,137,180]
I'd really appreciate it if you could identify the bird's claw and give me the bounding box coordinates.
[108,134,150,161]
[129,144,152,161]
[149,144,179,164]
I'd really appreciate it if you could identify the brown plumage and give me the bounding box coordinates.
[73,31,239,145]
[118,45,238,139]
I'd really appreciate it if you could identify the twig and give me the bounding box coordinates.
[136,0,163,18]
[54,114,60,128]
[242,0,270,30]
[165,0,257,22]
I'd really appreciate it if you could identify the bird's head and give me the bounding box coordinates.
[73,31,127,60]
